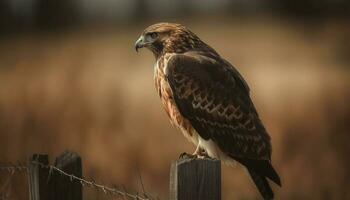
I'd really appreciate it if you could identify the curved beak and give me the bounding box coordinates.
[135,35,145,52]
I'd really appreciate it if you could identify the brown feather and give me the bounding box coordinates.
[165,52,272,160]
[138,23,281,195]
[154,54,196,141]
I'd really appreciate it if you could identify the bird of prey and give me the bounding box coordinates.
[135,23,281,199]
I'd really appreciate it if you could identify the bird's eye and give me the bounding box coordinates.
[148,32,158,40]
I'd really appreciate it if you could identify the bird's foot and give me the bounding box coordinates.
[179,152,196,159]
[196,149,211,159]
[179,150,211,160]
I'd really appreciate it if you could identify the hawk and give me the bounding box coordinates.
[135,23,281,199]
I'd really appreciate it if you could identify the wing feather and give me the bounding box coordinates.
[165,52,271,160]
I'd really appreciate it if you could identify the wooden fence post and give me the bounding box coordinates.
[170,158,221,200]
[51,150,82,200]
[28,154,49,200]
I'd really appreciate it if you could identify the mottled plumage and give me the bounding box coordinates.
[135,22,281,199]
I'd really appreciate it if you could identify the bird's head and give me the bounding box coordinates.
[135,22,203,58]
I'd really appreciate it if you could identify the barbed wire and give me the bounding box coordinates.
[0,162,28,173]
[0,161,155,200]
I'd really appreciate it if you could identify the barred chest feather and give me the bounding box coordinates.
[154,54,199,145]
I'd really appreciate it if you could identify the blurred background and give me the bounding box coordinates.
[0,0,350,199]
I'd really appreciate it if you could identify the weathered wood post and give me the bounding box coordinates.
[28,154,50,200]
[51,150,82,200]
[170,158,221,200]
[28,151,82,200]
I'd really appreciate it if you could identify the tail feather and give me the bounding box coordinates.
[234,157,281,186]
[248,169,274,200]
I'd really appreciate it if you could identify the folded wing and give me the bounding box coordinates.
[165,52,281,186]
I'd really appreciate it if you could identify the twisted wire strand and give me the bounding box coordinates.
[0,162,153,200]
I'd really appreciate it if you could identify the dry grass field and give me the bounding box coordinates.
[0,17,349,199]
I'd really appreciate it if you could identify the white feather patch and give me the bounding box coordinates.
[198,135,237,167]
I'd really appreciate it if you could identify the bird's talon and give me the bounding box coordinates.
[179,152,195,159]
